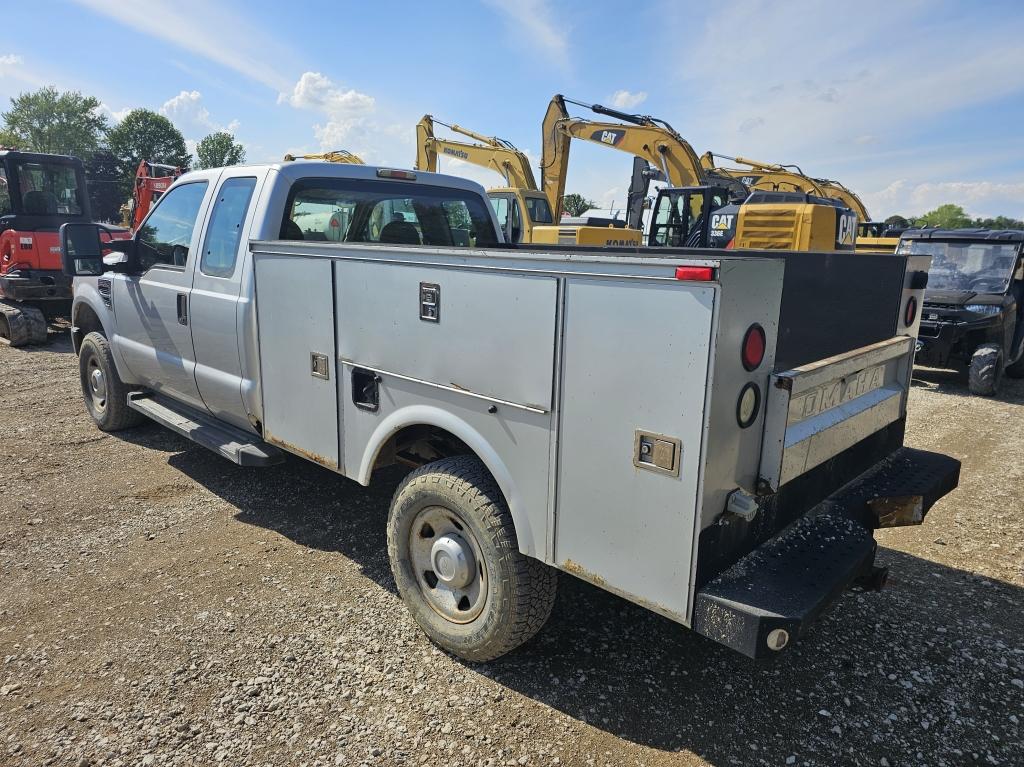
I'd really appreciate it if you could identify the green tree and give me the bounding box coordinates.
[84,148,124,223]
[915,203,972,229]
[884,214,910,228]
[562,193,597,217]
[972,214,1024,229]
[195,131,246,169]
[1,86,108,157]
[106,109,189,197]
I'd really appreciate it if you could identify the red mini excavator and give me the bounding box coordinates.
[124,160,182,231]
[0,149,128,346]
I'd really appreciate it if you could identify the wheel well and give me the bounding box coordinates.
[372,424,472,473]
[72,303,103,354]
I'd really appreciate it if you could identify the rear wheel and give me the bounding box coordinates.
[78,331,144,431]
[387,456,557,662]
[968,342,1003,396]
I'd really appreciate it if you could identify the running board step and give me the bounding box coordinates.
[127,392,284,467]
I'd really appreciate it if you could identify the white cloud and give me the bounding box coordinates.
[610,90,647,109]
[864,180,1024,220]
[71,0,293,91]
[484,0,570,72]
[160,90,240,135]
[278,72,377,152]
[0,53,46,88]
[95,102,131,123]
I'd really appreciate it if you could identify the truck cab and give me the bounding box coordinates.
[899,228,1024,395]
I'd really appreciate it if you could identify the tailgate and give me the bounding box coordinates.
[759,336,914,492]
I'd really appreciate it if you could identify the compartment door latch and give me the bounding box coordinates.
[633,431,682,476]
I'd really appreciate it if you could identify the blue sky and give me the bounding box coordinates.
[2,0,1023,220]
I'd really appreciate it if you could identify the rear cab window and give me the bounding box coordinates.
[280,178,499,248]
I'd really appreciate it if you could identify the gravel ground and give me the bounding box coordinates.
[1,335,1022,767]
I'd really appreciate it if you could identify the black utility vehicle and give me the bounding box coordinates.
[899,228,1024,395]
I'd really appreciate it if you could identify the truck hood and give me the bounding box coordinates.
[924,288,977,306]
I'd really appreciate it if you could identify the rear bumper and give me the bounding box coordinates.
[0,271,72,301]
[692,446,960,659]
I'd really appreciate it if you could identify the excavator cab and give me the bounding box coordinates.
[487,189,553,244]
[648,186,731,248]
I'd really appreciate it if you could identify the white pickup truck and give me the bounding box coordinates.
[60,161,959,662]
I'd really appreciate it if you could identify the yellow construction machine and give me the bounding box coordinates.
[283,150,365,164]
[700,153,901,253]
[415,115,639,246]
[542,95,858,251]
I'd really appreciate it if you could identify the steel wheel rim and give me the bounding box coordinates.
[409,505,487,624]
[86,356,107,412]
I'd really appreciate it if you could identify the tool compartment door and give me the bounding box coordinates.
[554,278,715,621]
[253,254,339,469]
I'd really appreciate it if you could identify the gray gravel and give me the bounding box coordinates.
[1,335,1022,767]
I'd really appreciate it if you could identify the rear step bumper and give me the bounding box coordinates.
[127,392,284,467]
[692,447,960,659]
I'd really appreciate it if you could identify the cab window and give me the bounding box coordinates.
[490,196,509,233]
[0,167,10,217]
[524,196,553,224]
[137,182,209,271]
[200,177,257,277]
[282,179,499,247]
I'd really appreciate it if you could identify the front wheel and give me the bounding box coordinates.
[387,456,557,662]
[968,342,1003,396]
[78,331,144,431]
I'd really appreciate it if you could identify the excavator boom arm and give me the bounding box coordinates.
[415,115,538,191]
[541,95,706,220]
[701,151,870,221]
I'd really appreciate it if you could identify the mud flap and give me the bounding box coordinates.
[692,447,960,659]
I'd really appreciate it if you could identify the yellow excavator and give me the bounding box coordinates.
[699,153,902,253]
[283,150,365,164]
[415,115,639,246]
[542,95,858,251]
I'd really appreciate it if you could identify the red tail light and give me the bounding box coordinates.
[904,296,918,327]
[674,266,715,281]
[741,324,766,371]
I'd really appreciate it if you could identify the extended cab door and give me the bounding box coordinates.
[189,171,265,430]
[111,179,213,411]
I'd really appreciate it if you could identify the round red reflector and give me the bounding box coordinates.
[741,324,766,371]
[904,296,918,327]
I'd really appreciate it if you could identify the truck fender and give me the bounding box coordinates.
[357,405,540,559]
[70,289,113,353]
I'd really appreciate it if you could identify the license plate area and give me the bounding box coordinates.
[760,337,914,492]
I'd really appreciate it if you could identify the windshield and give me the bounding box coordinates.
[12,161,85,216]
[901,240,1020,293]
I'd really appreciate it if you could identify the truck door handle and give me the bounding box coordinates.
[176,293,188,325]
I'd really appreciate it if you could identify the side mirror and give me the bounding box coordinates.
[60,223,105,276]
[60,223,137,276]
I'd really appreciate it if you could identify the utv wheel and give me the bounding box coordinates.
[78,331,144,431]
[968,342,1003,396]
[387,456,557,662]
[0,300,47,347]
